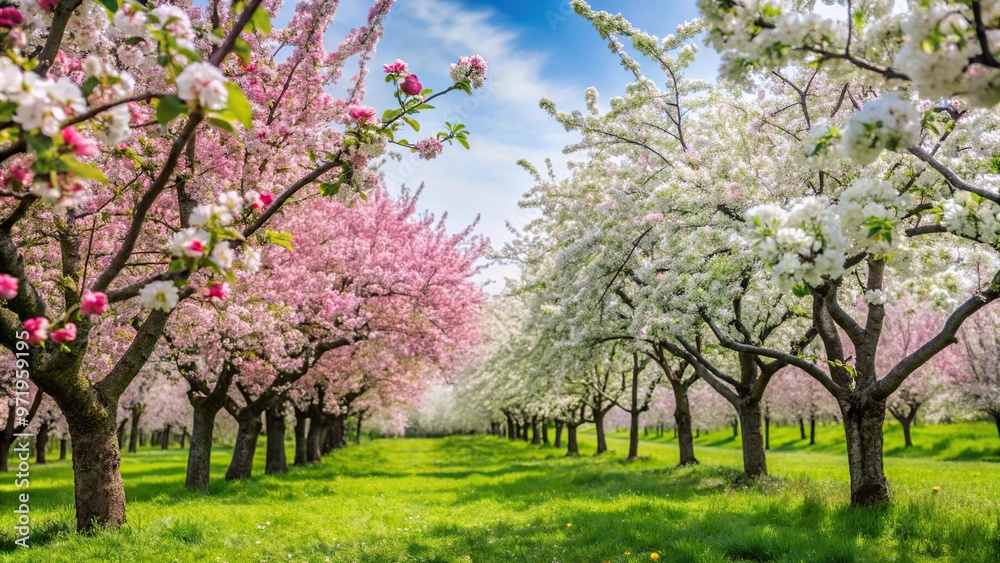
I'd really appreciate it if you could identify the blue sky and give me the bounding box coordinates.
[309,1,719,290]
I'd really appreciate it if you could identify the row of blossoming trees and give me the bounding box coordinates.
[0,0,489,532]
[455,0,1000,507]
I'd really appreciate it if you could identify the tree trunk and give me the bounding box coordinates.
[737,401,767,478]
[138,429,146,447]
[731,419,739,438]
[799,416,806,440]
[160,425,171,450]
[35,421,49,464]
[671,381,698,466]
[841,397,890,506]
[764,413,770,451]
[225,413,262,481]
[116,419,127,450]
[566,424,579,456]
[306,414,324,462]
[994,412,1000,440]
[541,420,549,445]
[810,415,816,445]
[594,408,607,455]
[627,409,640,461]
[265,400,288,475]
[354,415,363,445]
[900,417,913,448]
[186,403,221,490]
[179,427,187,449]
[127,406,141,453]
[530,416,540,445]
[505,413,515,441]
[293,408,309,466]
[60,438,67,461]
[554,421,563,448]
[69,416,126,531]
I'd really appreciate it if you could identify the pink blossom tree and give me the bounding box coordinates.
[954,304,1000,441]
[0,0,488,530]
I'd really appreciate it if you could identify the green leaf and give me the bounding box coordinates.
[232,38,252,64]
[404,117,420,132]
[250,6,272,35]
[25,134,51,154]
[206,115,237,133]
[156,95,187,125]
[264,229,295,250]
[358,191,368,202]
[59,155,109,183]
[792,284,811,298]
[319,181,342,197]
[98,0,119,13]
[122,36,146,46]
[225,83,253,128]
[166,259,188,274]
[456,136,470,150]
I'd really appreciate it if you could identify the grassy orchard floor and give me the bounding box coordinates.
[620,420,1000,462]
[0,426,996,562]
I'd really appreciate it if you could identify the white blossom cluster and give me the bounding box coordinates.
[836,178,909,255]
[175,62,229,110]
[942,191,1000,244]
[142,190,262,312]
[747,179,910,292]
[697,0,839,82]
[747,197,847,292]
[841,94,922,165]
[0,58,86,137]
[896,2,1000,107]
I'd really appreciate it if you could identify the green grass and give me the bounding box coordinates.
[0,427,998,562]
[626,420,1000,462]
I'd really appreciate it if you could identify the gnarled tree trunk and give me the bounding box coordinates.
[35,420,49,464]
[185,398,226,490]
[671,381,698,466]
[67,404,125,531]
[841,396,890,505]
[737,401,767,478]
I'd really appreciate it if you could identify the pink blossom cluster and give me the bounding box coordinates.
[414,138,443,160]
[449,55,489,89]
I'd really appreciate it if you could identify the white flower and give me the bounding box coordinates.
[217,190,244,214]
[243,247,262,273]
[175,62,229,110]
[140,281,180,312]
[189,204,233,227]
[210,244,234,270]
[169,228,210,258]
[842,94,922,165]
[864,289,886,305]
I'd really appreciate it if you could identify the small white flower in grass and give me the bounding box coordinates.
[176,62,228,110]
[210,244,234,270]
[140,280,179,312]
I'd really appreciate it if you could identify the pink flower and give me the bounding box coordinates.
[80,290,107,316]
[401,74,423,97]
[9,164,31,184]
[414,138,443,160]
[23,317,49,345]
[205,283,229,300]
[643,213,665,224]
[38,0,56,12]
[449,55,488,89]
[347,105,378,126]
[259,192,274,207]
[0,7,23,28]
[61,127,99,157]
[382,59,408,75]
[0,273,18,299]
[51,323,77,343]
